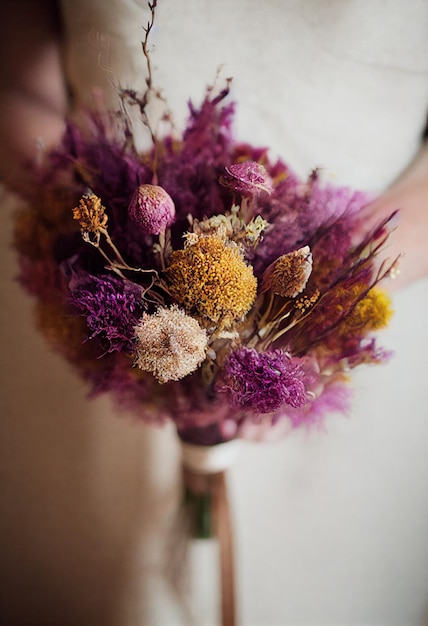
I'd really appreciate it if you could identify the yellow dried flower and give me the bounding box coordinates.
[14,210,52,259]
[295,289,320,314]
[72,194,108,232]
[36,301,101,365]
[344,287,393,332]
[164,235,257,327]
[261,246,313,298]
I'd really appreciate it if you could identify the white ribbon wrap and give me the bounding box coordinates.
[181,440,243,475]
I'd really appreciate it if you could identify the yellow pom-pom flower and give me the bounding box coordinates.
[164,235,257,327]
[344,286,393,332]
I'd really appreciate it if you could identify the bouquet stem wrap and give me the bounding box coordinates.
[181,441,241,626]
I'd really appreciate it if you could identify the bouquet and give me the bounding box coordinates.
[14,98,396,443]
[13,4,397,622]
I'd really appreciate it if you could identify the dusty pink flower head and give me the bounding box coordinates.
[129,184,175,235]
[134,306,208,383]
[221,161,273,197]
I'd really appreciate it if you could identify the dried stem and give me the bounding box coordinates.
[121,0,174,165]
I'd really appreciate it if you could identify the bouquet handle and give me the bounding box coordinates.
[212,470,237,626]
[182,441,241,626]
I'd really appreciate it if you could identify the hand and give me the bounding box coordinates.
[357,142,428,291]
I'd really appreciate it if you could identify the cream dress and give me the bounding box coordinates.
[1,1,428,625]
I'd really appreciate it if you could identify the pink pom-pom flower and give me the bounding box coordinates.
[129,184,176,235]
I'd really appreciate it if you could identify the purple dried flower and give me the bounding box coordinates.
[286,378,353,429]
[156,89,235,220]
[69,272,145,353]
[222,347,308,414]
[254,172,370,272]
[129,184,176,235]
[45,118,150,206]
[221,161,273,197]
[344,337,394,368]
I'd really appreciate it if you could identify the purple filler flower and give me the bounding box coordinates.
[222,347,308,414]
[69,273,145,353]
[128,184,175,235]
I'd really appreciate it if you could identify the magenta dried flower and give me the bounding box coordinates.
[69,272,145,353]
[222,347,308,414]
[221,161,273,197]
[129,184,176,235]
[286,377,353,429]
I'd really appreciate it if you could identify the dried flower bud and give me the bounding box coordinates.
[261,246,313,298]
[129,184,175,235]
[220,161,273,197]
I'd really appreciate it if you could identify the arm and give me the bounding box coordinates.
[0,0,68,189]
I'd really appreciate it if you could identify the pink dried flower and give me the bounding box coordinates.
[129,184,175,235]
[220,161,273,197]
[286,377,353,429]
[134,306,208,383]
